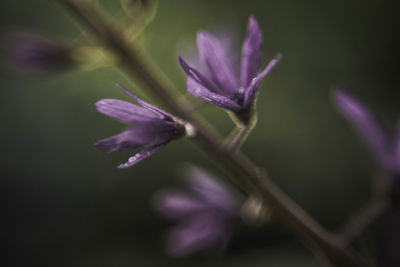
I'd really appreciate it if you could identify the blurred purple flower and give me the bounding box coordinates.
[95,84,186,168]
[334,90,400,175]
[153,165,241,256]
[9,33,73,72]
[178,15,280,123]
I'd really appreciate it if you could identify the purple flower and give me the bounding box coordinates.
[334,90,400,175]
[178,16,280,123]
[153,165,241,256]
[9,33,73,72]
[95,84,186,168]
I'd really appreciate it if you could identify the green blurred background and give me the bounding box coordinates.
[1,0,399,266]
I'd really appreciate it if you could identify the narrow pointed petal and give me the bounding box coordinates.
[96,121,176,153]
[187,78,241,111]
[96,98,160,122]
[243,55,281,109]
[153,190,209,219]
[117,83,174,119]
[185,166,240,214]
[166,214,228,256]
[117,142,168,168]
[334,90,392,170]
[178,56,222,94]
[240,15,263,88]
[95,132,142,152]
[197,31,238,94]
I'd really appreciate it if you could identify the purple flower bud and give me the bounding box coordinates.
[153,165,241,256]
[8,33,73,72]
[179,16,280,123]
[95,84,186,168]
[334,90,400,175]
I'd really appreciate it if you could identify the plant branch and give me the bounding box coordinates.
[338,198,389,246]
[225,114,257,151]
[61,1,372,266]
[338,174,391,246]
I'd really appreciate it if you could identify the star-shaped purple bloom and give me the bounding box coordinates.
[153,166,241,256]
[334,90,400,175]
[178,16,280,123]
[95,84,186,168]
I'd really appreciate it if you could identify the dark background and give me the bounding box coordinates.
[1,0,399,266]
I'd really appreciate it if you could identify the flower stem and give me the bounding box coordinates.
[338,198,388,246]
[60,1,372,266]
[338,173,391,246]
[225,112,257,151]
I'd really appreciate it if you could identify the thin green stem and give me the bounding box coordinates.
[225,112,257,151]
[60,1,372,266]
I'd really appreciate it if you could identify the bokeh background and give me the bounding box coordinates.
[1,0,399,266]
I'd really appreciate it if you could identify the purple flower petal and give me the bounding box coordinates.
[178,18,279,114]
[186,78,241,111]
[116,83,174,120]
[185,166,240,214]
[96,98,161,122]
[243,55,281,109]
[240,15,263,88]
[334,90,392,170]
[197,31,238,95]
[96,84,185,168]
[117,142,168,168]
[95,132,142,153]
[95,121,176,152]
[153,189,209,219]
[178,56,222,94]
[153,165,241,256]
[166,213,229,256]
